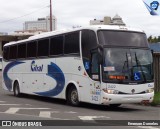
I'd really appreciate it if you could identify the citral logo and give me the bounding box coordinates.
[31,61,43,72]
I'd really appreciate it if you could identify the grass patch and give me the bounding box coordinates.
[151,92,160,106]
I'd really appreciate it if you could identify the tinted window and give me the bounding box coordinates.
[9,45,17,60]
[82,30,97,59]
[38,38,49,57]
[3,47,9,60]
[18,43,26,59]
[50,36,63,55]
[82,30,97,77]
[27,41,37,58]
[98,31,149,47]
[64,32,80,54]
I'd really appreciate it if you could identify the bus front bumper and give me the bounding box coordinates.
[101,92,154,105]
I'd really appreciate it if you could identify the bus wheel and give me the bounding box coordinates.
[109,104,121,108]
[67,87,80,106]
[13,82,21,97]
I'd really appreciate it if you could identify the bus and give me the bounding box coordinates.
[2,25,154,107]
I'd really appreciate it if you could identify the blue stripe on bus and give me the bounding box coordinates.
[34,62,65,97]
[3,61,25,91]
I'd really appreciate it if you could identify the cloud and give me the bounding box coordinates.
[0,0,160,36]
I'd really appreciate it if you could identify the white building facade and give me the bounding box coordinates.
[24,16,57,32]
[90,14,126,26]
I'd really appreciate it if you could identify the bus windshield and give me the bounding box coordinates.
[103,48,153,84]
[98,30,149,47]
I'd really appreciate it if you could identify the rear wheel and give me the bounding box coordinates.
[67,87,80,106]
[13,82,21,97]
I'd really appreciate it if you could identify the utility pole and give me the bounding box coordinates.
[50,0,52,31]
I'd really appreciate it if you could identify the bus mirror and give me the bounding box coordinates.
[97,45,103,64]
[98,53,103,64]
[151,49,154,56]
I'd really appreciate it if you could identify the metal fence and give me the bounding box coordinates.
[153,53,160,92]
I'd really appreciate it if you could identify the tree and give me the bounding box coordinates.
[148,35,153,43]
[148,35,160,43]
[157,36,160,42]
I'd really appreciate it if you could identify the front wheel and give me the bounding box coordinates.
[13,82,21,97]
[67,87,80,106]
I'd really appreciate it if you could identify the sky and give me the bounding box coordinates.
[0,0,160,37]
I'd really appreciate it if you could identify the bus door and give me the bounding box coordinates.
[90,50,101,104]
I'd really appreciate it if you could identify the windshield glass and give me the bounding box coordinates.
[98,31,149,47]
[103,48,153,83]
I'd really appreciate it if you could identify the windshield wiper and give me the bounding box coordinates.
[135,53,146,82]
[122,53,129,73]
[122,52,134,80]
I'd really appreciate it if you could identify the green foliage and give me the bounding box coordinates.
[151,92,160,106]
[148,35,160,43]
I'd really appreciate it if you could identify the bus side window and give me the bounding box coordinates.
[9,45,17,60]
[64,31,80,55]
[50,36,64,56]
[18,43,26,59]
[27,41,37,58]
[81,30,97,77]
[3,47,9,60]
[38,38,49,57]
[91,52,99,81]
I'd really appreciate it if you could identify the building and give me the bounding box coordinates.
[0,32,8,36]
[0,35,31,57]
[90,14,126,26]
[24,15,57,32]
[110,14,126,26]
[90,19,104,25]
[12,30,47,36]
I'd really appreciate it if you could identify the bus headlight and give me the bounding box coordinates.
[145,88,154,93]
[103,89,119,94]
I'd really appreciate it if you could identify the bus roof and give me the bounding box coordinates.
[4,25,144,47]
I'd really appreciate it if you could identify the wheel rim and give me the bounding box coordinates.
[71,90,78,104]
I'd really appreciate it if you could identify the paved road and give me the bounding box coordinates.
[0,72,159,129]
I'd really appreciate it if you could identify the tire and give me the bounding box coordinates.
[67,87,80,106]
[109,104,121,108]
[13,82,21,97]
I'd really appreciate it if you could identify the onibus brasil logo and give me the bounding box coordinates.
[143,0,160,15]
[31,61,43,72]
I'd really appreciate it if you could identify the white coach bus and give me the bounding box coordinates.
[2,25,154,107]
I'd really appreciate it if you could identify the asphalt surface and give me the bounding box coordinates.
[0,72,159,129]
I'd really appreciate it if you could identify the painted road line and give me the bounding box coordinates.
[39,111,51,118]
[0,101,6,103]
[39,111,59,118]
[64,111,77,114]
[0,111,70,120]
[79,116,110,120]
[137,126,160,129]
[5,108,50,114]
[0,104,21,106]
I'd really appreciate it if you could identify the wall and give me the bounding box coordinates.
[153,53,160,92]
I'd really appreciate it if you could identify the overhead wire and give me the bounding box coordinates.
[0,5,49,24]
